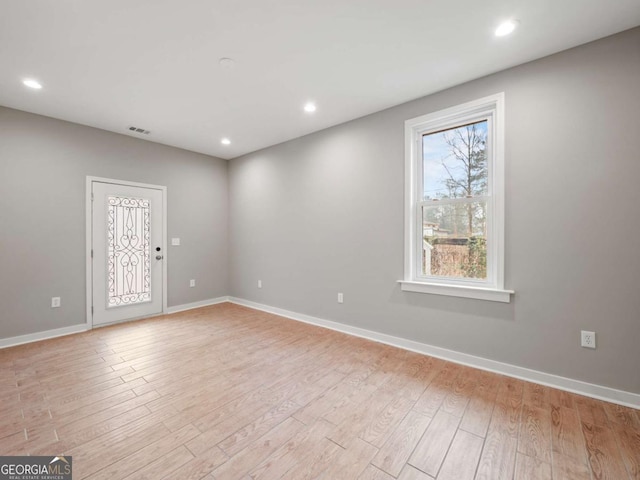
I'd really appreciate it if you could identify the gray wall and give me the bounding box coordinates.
[229,28,640,394]
[0,107,228,338]
[1,28,638,394]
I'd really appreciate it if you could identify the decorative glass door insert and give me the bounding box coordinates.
[91,180,164,327]
[106,195,151,307]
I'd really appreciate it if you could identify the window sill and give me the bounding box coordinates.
[398,280,514,303]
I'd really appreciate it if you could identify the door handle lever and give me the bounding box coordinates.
[155,255,163,260]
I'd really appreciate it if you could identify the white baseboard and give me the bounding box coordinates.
[0,296,229,350]
[228,296,640,409]
[0,324,89,350]
[167,296,230,314]
[3,297,637,409]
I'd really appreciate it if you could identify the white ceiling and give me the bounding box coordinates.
[1,1,639,160]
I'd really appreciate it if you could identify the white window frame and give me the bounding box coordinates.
[399,93,513,302]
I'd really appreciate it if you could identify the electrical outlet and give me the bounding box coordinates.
[51,297,61,308]
[581,330,596,349]
[337,292,344,304]
[258,280,262,289]
[189,279,195,287]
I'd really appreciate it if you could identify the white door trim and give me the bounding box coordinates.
[85,176,168,329]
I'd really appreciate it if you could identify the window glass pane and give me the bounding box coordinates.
[107,195,151,307]
[422,202,487,279]
[423,120,488,200]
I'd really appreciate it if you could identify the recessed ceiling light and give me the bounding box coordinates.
[495,20,519,37]
[221,138,231,145]
[23,79,43,89]
[219,58,236,70]
[304,102,317,113]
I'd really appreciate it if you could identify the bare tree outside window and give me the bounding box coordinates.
[422,120,488,279]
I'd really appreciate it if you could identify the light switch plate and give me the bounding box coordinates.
[171,238,181,246]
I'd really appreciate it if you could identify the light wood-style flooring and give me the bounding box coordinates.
[1,303,638,479]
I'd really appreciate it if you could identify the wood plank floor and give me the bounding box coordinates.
[1,303,638,479]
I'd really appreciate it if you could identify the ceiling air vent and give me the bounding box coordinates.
[127,126,151,135]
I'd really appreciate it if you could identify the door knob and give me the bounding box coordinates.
[156,255,163,260]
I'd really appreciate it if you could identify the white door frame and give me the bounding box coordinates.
[85,176,168,329]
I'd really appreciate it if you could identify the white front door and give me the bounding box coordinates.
[91,180,165,326]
